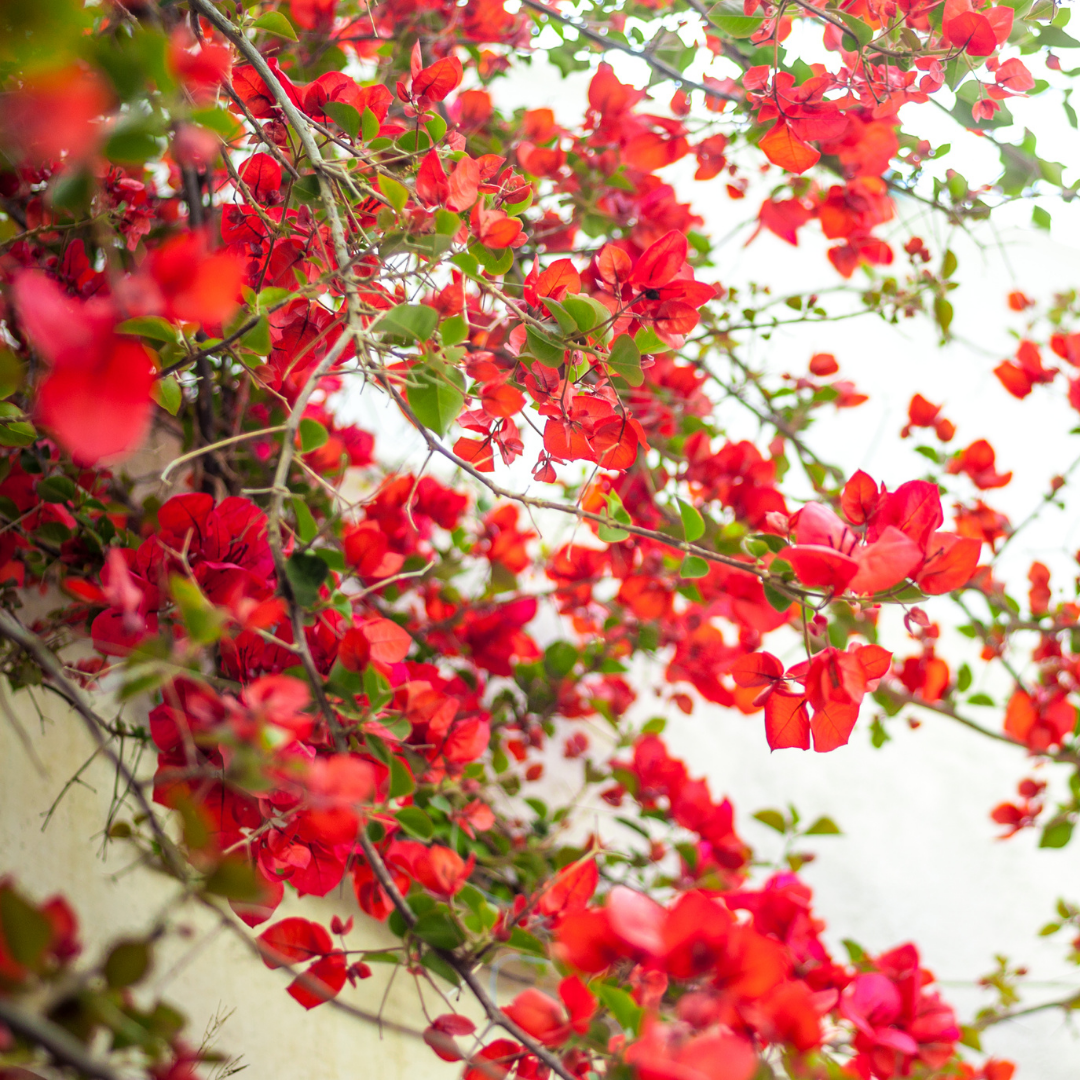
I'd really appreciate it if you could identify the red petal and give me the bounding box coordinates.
[764,690,811,750]
[841,469,879,525]
[258,917,333,969]
[361,617,412,663]
[784,545,859,591]
[915,532,980,594]
[730,651,784,688]
[759,121,820,174]
[287,951,346,1009]
[629,230,688,290]
[848,527,922,594]
[810,700,860,752]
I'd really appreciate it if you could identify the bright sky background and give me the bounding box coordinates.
[336,21,1080,1075]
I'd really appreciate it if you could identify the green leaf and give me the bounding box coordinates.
[395,806,434,840]
[804,816,842,835]
[596,983,643,1035]
[967,692,995,706]
[252,10,298,39]
[710,1,765,37]
[607,333,643,386]
[507,926,547,956]
[104,940,151,988]
[633,326,665,355]
[323,101,360,139]
[292,498,318,544]
[171,576,222,645]
[36,476,75,503]
[934,296,954,336]
[837,11,875,47]
[412,910,465,950]
[1039,819,1074,848]
[152,374,182,416]
[544,640,579,678]
[525,325,567,366]
[239,313,272,356]
[753,809,788,834]
[378,174,410,213]
[957,663,972,693]
[419,948,461,985]
[0,886,52,968]
[117,316,180,344]
[941,249,958,278]
[408,360,465,436]
[677,498,705,542]
[204,858,266,902]
[388,755,415,799]
[679,555,709,579]
[1033,205,1052,230]
[425,115,448,143]
[360,107,381,142]
[285,551,330,608]
[299,417,329,452]
[380,303,439,344]
[763,583,791,613]
[440,315,469,346]
[105,128,161,165]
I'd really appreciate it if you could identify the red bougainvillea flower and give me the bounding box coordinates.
[12,271,154,464]
[732,645,891,752]
[624,1016,758,1080]
[781,474,979,597]
[503,977,596,1047]
[256,917,347,1009]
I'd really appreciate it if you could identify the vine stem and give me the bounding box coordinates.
[0,996,124,1080]
[355,832,580,1080]
[0,608,186,877]
[264,331,355,753]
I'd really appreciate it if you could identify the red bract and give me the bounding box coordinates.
[12,271,154,463]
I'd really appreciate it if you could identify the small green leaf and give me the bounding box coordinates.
[419,948,461,985]
[285,551,330,608]
[292,498,318,544]
[408,360,465,436]
[967,692,995,707]
[323,101,360,139]
[104,940,151,988]
[525,325,567,366]
[596,983,643,1035]
[607,333,643,386]
[804,816,842,835]
[679,555,709,579]
[170,575,222,645]
[378,174,410,213]
[240,314,272,356]
[544,640,579,678]
[395,806,434,840]
[412,909,464,950]
[1040,819,1074,848]
[0,886,52,968]
[677,498,705,542]
[299,418,329,453]
[1033,205,1052,230]
[763,583,791,613]
[204,858,266,902]
[507,926,547,956]
[360,107,381,142]
[837,11,875,47]
[152,374,182,415]
[388,755,415,799]
[753,809,788,834]
[252,10,298,39]
[380,303,439,345]
[117,316,180,343]
[425,114,448,143]
[36,476,76,503]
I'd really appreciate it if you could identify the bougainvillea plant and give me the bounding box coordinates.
[1,0,1079,1077]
